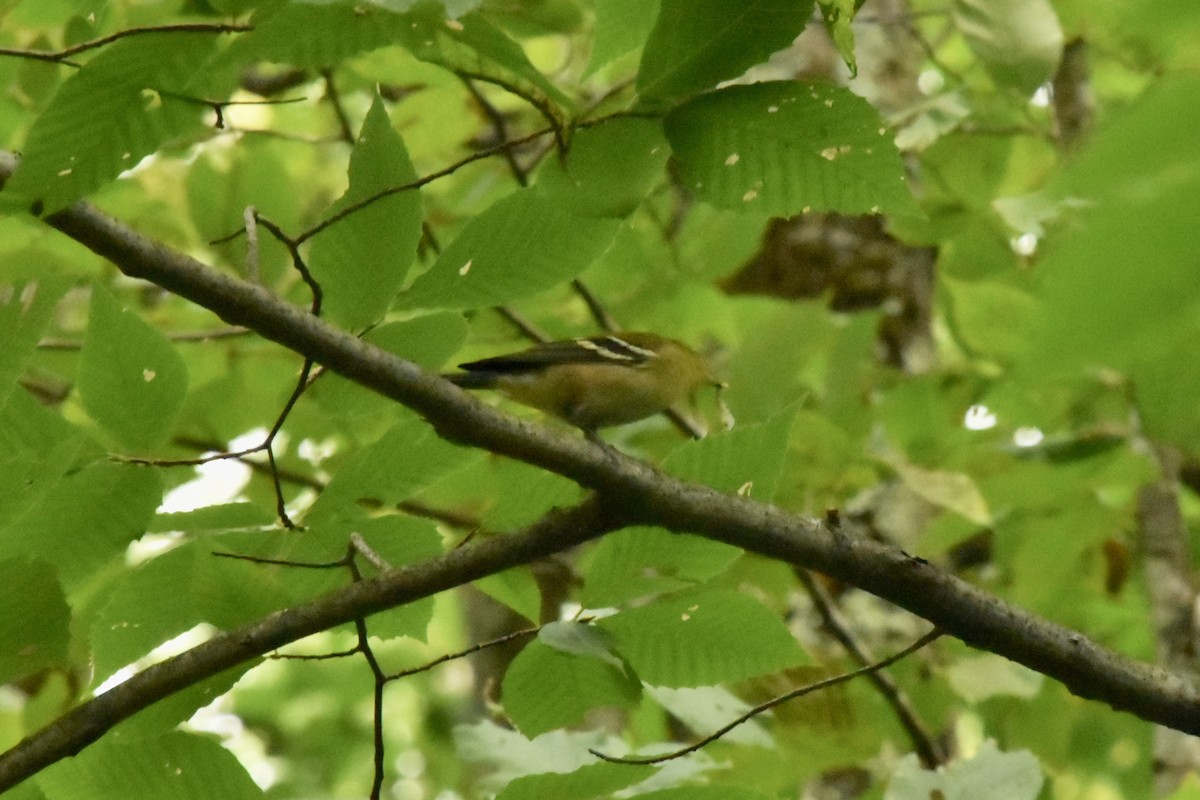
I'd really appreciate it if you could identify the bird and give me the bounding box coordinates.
[443,332,722,440]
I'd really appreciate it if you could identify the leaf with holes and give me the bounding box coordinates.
[78,286,189,451]
[666,81,915,216]
[1,33,217,214]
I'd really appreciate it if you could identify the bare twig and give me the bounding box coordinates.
[296,127,554,246]
[795,568,944,766]
[350,533,393,573]
[572,279,620,333]
[0,23,250,64]
[322,69,357,145]
[461,76,529,186]
[38,326,250,350]
[590,629,943,765]
[496,307,550,343]
[385,626,539,681]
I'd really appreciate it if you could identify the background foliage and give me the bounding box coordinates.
[2,0,1199,798]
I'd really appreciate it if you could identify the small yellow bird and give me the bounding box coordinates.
[444,332,721,439]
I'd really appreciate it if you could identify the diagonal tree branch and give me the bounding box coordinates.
[0,496,627,791]
[3,149,1200,786]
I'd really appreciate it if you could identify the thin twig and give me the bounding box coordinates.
[295,127,554,246]
[456,69,565,154]
[589,629,943,765]
[322,69,357,144]
[270,647,360,661]
[397,500,481,531]
[572,279,620,333]
[38,326,250,350]
[350,533,393,573]
[795,568,944,766]
[385,626,539,681]
[211,551,346,570]
[0,23,251,64]
[344,542,389,800]
[461,76,529,186]
[496,307,550,343]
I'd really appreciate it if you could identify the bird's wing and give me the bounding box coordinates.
[456,335,657,372]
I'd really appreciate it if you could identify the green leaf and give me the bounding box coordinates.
[186,139,301,286]
[309,97,423,328]
[637,0,814,101]
[885,741,1043,800]
[942,276,1036,363]
[112,664,256,741]
[587,0,661,77]
[539,621,625,672]
[399,189,622,309]
[307,413,480,522]
[647,684,773,746]
[599,588,805,687]
[1129,338,1200,451]
[0,438,82,535]
[2,461,161,591]
[953,0,1063,94]
[36,731,264,799]
[337,516,442,640]
[1,32,217,213]
[665,81,915,216]
[474,567,542,624]
[583,527,743,607]
[889,460,991,526]
[1030,74,1200,377]
[662,407,796,498]
[149,502,277,533]
[91,540,290,682]
[502,638,642,736]
[534,117,668,218]
[0,558,70,684]
[0,280,68,411]
[78,286,189,451]
[945,654,1044,703]
[819,0,860,76]
[480,464,583,530]
[497,761,656,800]
[223,2,405,68]
[396,6,573,115]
